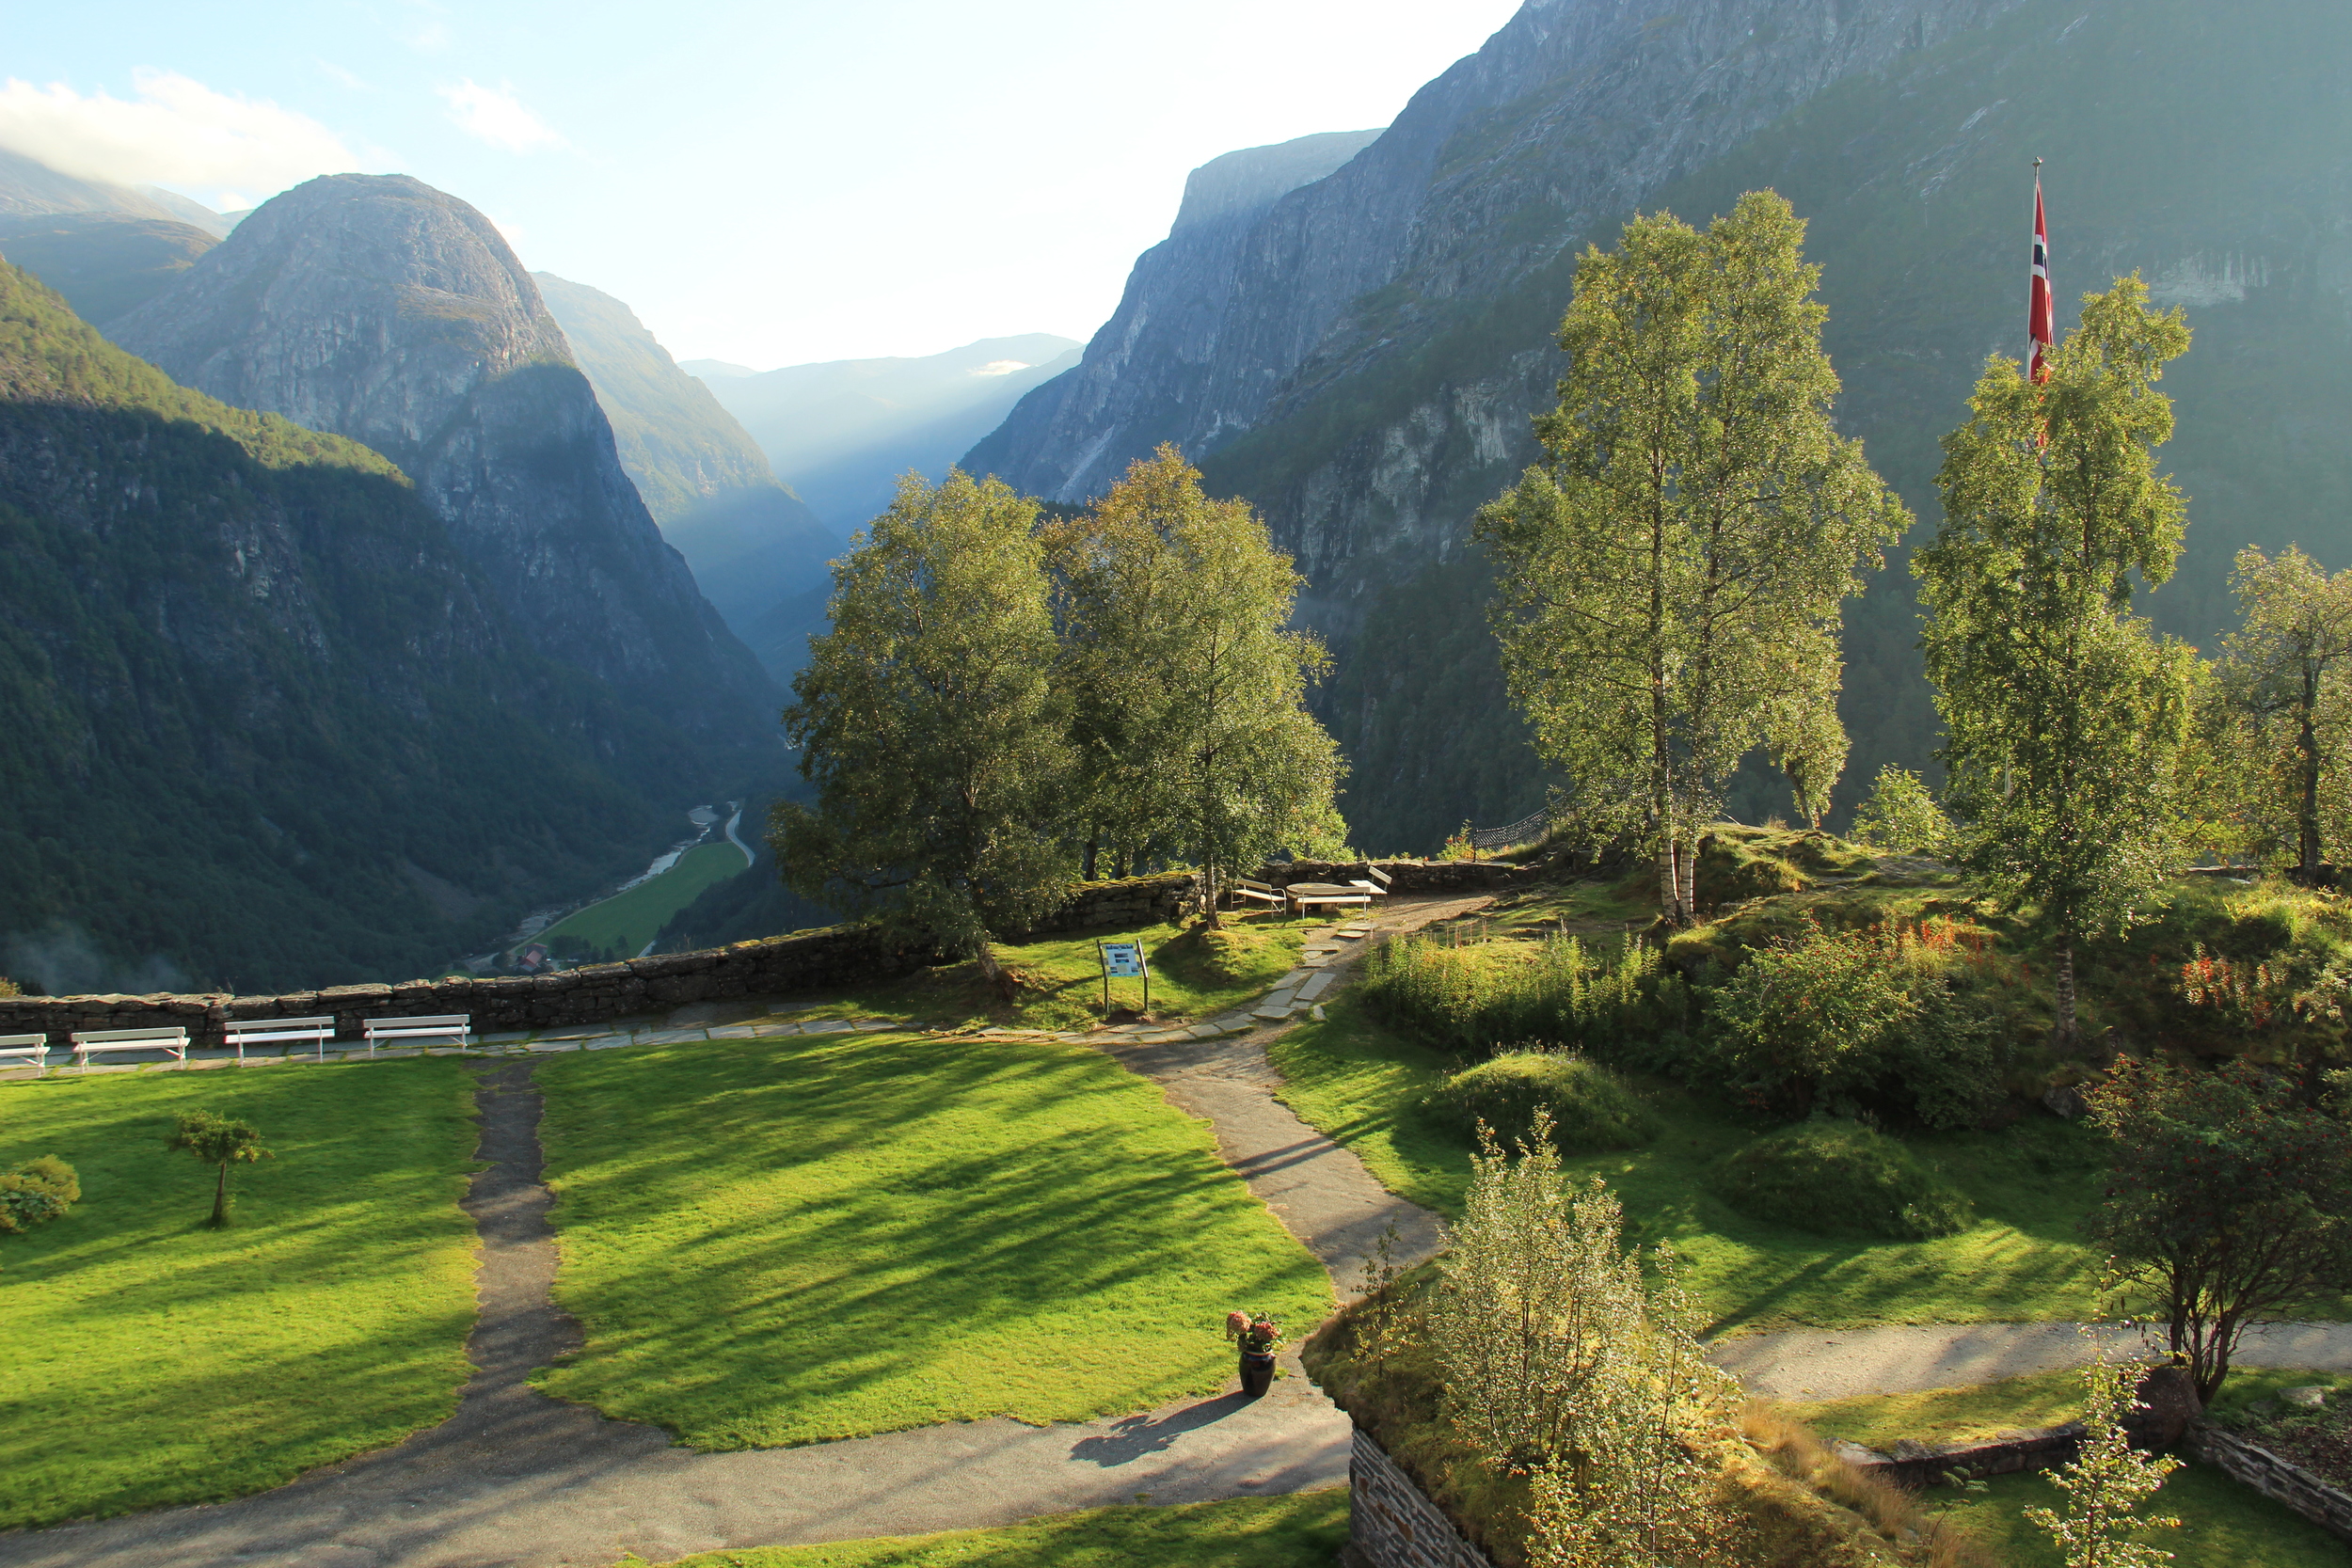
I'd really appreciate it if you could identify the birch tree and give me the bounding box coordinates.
[771,469,1074,967]
[1916,277,2195,1047]
[1044,447,1344,919]
[2215,544,2352,879]
[1477,192,1906,925]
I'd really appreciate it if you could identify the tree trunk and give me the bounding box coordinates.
[1083,832,1099,883]
[1658,837,1680,927]
[1201,852,1222,929]
[976,941,1017,1002]
[2301,659,2323,880]
[210,1162,230,1228]
[1677,839,1697,923]
[2053,937,2079,1052]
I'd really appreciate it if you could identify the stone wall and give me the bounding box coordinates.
[0,923,936,1051]
[1344,1427,1494,1568]
[2188,1422,2352,1543]
[1836,1425,2084,1487]
[1011,872,1196,937]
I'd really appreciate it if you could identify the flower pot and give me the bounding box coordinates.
[1239,1350,1276,1398]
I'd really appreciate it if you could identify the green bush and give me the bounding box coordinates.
[0,1154,80,1235]
[1702,917,2002,1129]
[1359,932,1690,1060]
[1422,1051,1657,1154]
[1710,1120,1975,1240]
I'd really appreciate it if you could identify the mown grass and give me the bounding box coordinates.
[0,1059,480,1528]
[1915,1463,2342,1566]
[778,913,1306,1033]
[542,840,753,959]
[532,1029,1331,1447]
[1788,1370,2085,1450]
[1267,997,2104,1331]
[630,1491,1348,1567]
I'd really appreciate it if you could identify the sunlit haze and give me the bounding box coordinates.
[4,0,1525,367]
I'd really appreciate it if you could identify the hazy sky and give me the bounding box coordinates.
[4,1,1524,368]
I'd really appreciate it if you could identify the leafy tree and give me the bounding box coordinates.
[1850,765,1954,855]
[2085,1056,2352,1402]
[1433,1113,1736,1564]
[2025,1355,2182,1568]
[2214,545,2352,879]
[771,469,1074,971]
[165,1111,273,1229]
[1916,277,2197,1047]
[1477,192,1907,926]
[1045,447,1343,921]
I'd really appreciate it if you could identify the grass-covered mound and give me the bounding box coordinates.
[0,1060,480,1528]
[1422,1051,1655,1153]
[1266,998,2097,1330]
[634,1492,1347,1567]
[1710,1120,1975,1241]
[532,1027,1330,1447]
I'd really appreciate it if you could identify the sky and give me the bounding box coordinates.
[2,1,1525,369]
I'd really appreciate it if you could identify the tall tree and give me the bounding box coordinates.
[1044,447,1344,921]
[2215,544,2352,879]
[771,469,1073,970]
[1476,192,1906,925]
[1917,277,2195,1047]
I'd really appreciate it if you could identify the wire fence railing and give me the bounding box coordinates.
[1469,803,1560,853]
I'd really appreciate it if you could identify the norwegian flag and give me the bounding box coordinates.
[2028,173,2054,383]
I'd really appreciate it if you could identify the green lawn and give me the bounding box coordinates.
[1266,997,2105,1331]
[0,1059,480,1528]
[542,840,752,959]
[632,1491,1348,1567]
[1788,1370,2085,1450]
[778,913,1307,1033]
[1925,1463,2342,1567]
[532,1028,1332,1447]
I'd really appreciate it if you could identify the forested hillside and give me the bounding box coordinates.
[0,261,678,990]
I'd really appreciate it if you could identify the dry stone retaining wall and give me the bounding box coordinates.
[1344,1427,1494,1568]
[0,871,1197,1050]
[1269,860,1525,894]
[2187,1421,2352,1543]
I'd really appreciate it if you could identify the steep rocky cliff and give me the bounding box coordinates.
[111,174,780,773]
[971,0,2352,852]
[964,129,1378,499]
[533,271,835,651]
[0,260,675,990]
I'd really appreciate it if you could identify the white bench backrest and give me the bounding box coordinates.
[0,1034,46,1055]
[72,1027,190,1045]
[365,1014,469,1032]
[225,1016,334,1038]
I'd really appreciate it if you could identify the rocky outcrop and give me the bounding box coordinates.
[111,174,779,762]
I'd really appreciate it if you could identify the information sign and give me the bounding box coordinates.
[1097,939,1152,1010]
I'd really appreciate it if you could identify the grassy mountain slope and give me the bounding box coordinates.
[1205,0,2352,849]
[0,260,674,990]
[0,213,219,325]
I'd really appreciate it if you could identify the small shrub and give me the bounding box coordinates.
[0,1154,80,1235]
[1360,931,1688,1059]
[1710,1120,1975,1240]
[1437,822,1479,862]
[0,975,19,998]
[1851,766,1953,855]
[1422,1051,1656,1154]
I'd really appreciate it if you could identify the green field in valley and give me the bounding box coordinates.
[539,840,752,960]
[532,1025,1331,1447]
[0,1059,480,1528]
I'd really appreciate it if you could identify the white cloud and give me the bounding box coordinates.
[972,359,1032,376]
[0,69,358,194]
[437,79,564,153]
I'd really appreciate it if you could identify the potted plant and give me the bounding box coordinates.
[1225,1309,1282,1397]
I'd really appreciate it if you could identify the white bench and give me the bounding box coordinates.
[1229,878,1286,911]
[1348,866,1394,897]
[71,1026,190,1070]
[1292,892,1373,916]
[224,1015,336,1062]
[362,1014,471,1053]
[0,1034,49,1074]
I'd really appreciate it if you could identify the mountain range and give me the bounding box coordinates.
[965,0,2352,854]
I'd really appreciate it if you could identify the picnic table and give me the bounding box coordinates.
[1284,881,1374,917]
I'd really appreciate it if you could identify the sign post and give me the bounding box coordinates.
[1097,940,1150,1014]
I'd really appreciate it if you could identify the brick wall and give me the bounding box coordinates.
[1345,1427,1494,1568]
[2187,1422,2352,1544]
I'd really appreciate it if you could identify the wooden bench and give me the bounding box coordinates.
[0,1034,50,1074]
[1228,878,1287,911]
[224,1016,336,1063]
[1285,881,1375,917]
[1348,865,1394,898]
[362,1014,472,1053]
[71,1026,189,1071]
